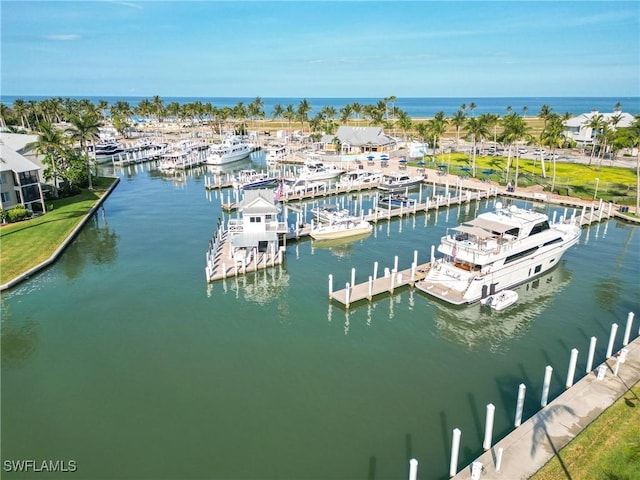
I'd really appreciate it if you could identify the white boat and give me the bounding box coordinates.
[281,178,327,196]
[297,160,345,181]
[266,144,287,164]
[337,170,382,188]
[310,218,373,241]
[378,172,424,192]
[311,205,352,223]
[480,290,519,311]
[232,169,279,190]
[377,193,417,209]
[415,202,582,305]
[205,137,253,165]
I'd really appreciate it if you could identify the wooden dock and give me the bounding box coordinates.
[329,262,432,308]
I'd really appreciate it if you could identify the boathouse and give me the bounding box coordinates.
[227,189,288,255]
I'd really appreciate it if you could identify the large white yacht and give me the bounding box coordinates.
[415,202,581,305]
[205,137,253,165]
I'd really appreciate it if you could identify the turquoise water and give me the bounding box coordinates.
[2,155,639,479]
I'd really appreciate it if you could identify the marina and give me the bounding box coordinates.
[2,153,638,480]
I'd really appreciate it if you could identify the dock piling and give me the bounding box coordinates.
[606,323,619,358]
[409,458,418,480]
[541,365,553,407]
[586,336,597,373]
[514,384,526,427]
[449,428,461,477]
[566,348,579,389]
[483,403,495,450]
[623,312,635,346]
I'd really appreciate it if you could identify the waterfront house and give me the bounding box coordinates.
[226,189,288,257]
[563,110,635,146]
[321,126,396,154]
[0,133,46,213]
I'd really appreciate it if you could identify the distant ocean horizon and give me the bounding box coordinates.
[2,95,639,118]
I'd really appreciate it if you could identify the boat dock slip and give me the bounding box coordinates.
[329,255,432,308]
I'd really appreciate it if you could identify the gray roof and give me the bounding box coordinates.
[333,126,395,146]
[239,189,280,214]
[0,133,39,154]
[0,140,41,173]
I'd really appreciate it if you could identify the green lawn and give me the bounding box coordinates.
[0,177,116,285]
[414,153,637,203]
[531,382,640,480]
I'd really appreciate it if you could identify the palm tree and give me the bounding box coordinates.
[469,102,476,118]
[501,113,531,187]
[339,104,353,125]
[539,104,553,130]
[539,114,565,192]
[151,95,165,122]
[585,113,605,164]
[464,116,489,177]
[29,121,68,196]
[395,110,413,141]
[296,99,312,133]
[272,104,284,122]
[66,112,101,190]
[427,111,448,156]
[450,109,467,148]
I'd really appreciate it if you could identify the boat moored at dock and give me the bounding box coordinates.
[205,136,253,165]
[310,218,373,241]
[415,202,582,305]
[378,172,425,192]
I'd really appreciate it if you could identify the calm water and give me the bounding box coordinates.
[3,95,639,117]
[2,154,639,479]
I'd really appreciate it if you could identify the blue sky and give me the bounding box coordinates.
[2,1,639,98]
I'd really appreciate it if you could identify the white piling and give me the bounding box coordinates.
[483,403,495,450]
[390,269,396,291]
[430,245,435,264]
[495,447,504,472]
[514,384,526,427]
[394,255,399,272]
[413,250,418,266]
[541,365,553,407]
[345,282,350,308]
[373,261,379,280]
[449,428,461,477]
[586,336,597,373]
[351,268,356,288]
[328,274,333,296]
[409,459,418,480]
[623,312,635,346]
[606,323,619,358]
[368,276,373,299]
[566,348,579,389]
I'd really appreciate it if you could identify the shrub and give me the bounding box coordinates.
[6,206,30,223]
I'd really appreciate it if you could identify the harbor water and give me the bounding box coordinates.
[1,153,639,479]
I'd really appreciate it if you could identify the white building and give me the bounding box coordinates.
[226,189,288,256]
[563,110,635,146]
[0,133,46,213]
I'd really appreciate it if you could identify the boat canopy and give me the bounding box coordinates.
[463,217,518,235]
[453,225,495,239]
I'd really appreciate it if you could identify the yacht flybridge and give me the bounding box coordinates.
[415,202,582,305]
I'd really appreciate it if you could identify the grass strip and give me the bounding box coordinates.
[531,382,640,480]
[0,177,115,285]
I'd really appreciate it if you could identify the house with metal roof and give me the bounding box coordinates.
[0,134,46,213]
[563,110,635,145]
[321,126,396,154]
[226,189,287,254]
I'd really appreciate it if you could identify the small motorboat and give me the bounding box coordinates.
[310,218,373,241]
[480,290,519,311]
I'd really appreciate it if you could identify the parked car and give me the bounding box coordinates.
[534,148,546,155]
[518,147,528,154]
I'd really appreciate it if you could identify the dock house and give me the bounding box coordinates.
[227,189,288,259]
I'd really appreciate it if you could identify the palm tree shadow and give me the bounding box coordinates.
[531,404,576,480]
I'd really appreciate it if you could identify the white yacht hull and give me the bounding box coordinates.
[205,149,252,165]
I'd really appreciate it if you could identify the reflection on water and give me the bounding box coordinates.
[311,232,372,258]
[207,265,290,306]
[60,212,118,280]
[432,264,573,351]
[1,300,39,367]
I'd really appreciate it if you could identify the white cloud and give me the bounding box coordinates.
[45,34,80,41]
